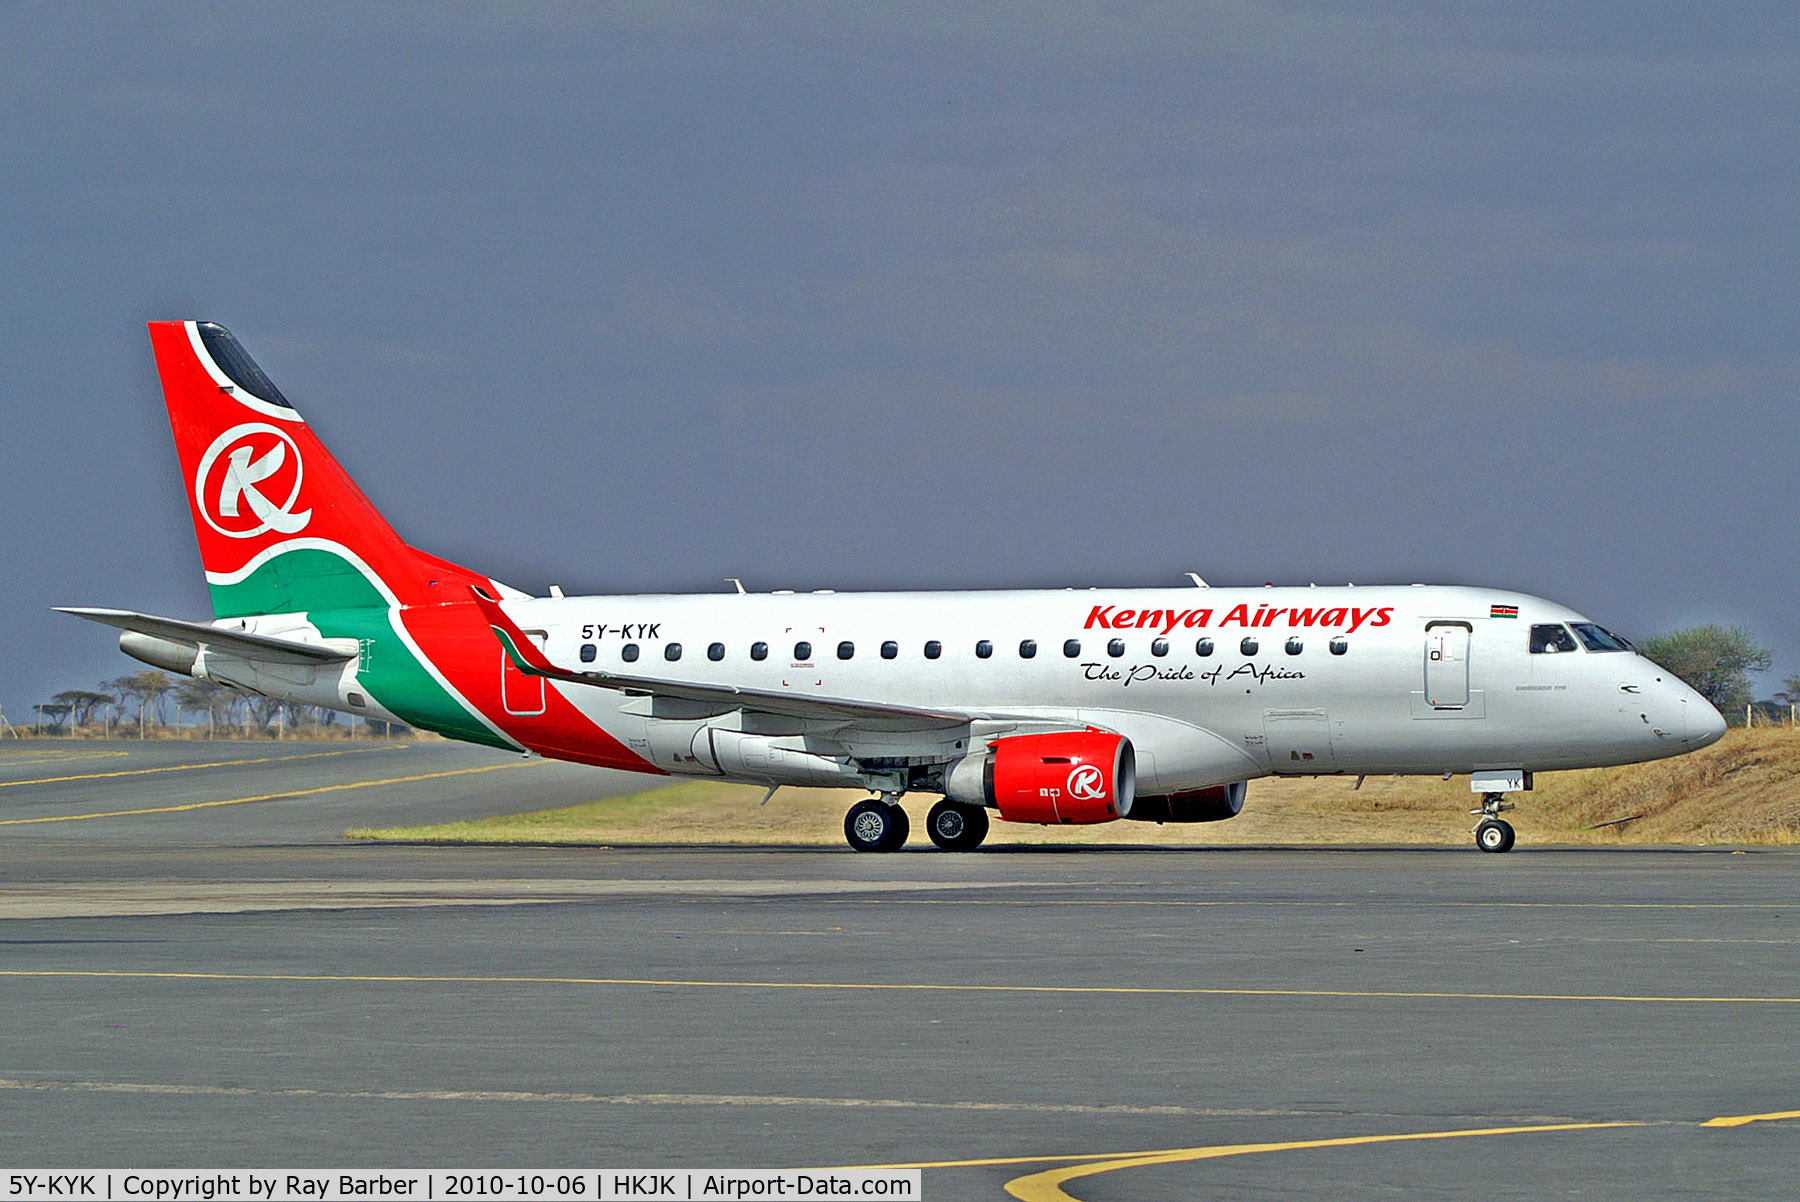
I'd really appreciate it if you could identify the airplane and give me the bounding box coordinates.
[60,321,1728,854]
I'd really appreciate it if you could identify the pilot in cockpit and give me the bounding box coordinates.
[1530,623,1578,654]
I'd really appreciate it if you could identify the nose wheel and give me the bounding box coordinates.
[1472,792,1516,853]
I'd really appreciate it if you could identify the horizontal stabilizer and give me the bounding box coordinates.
[54,607,356,666]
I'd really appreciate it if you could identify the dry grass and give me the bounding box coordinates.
[349,727,1800,848]
[1529,727,1800,845]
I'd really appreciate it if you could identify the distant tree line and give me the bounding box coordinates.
[18,669,406,739]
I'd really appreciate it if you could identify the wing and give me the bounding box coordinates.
[55,607,355,666]
[469,587,972,732]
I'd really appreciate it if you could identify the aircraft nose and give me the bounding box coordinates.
[1687,697,1728,748]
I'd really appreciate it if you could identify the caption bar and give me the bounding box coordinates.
[3,1174,920,1202]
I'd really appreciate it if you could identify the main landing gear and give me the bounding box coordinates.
[843,795,990,852]
[925,798,989,851]
[844,796,909,852]
[1473,792,1516,854]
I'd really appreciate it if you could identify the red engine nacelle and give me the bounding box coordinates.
[946,731,1136,825]
[1120,781,1247,823]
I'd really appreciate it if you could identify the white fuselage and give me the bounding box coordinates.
[486,583,1721,794]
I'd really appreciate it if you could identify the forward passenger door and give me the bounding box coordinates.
[1424,621,1471,709]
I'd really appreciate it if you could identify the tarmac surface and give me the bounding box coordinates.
[3,738,1799,1199]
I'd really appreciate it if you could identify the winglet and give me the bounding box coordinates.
[469,586,561,676]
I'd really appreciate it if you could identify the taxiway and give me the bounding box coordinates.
[3,740,1796,1199]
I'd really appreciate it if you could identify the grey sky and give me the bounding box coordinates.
[4,2,1796,725]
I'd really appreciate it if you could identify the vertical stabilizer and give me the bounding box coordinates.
[147,321,484,618]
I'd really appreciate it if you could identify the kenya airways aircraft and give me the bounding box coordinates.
[62,322,1727,853]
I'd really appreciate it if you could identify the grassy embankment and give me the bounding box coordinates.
[349,726,1800,848]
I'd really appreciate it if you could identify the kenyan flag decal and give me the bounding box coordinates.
[1491,604,1519,618]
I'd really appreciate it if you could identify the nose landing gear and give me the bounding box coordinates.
[1472,792,1516,853]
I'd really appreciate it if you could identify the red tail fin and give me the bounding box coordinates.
[148,321,485,617]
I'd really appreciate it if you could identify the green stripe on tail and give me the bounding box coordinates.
[211,547,510,750]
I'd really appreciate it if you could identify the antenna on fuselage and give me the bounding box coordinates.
[1185,573,1209,588]
[726,578,747,594]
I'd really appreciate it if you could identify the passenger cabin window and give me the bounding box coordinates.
[1530,624,1579,654]
[976,640,993,659]
[1151,638,1169,657]
[1019,639,1037,659]
[1285,638,1303,655]
[751,641,769,661]
[1195,638,1214,657]
[794,641,813,661]
[925,640,942,660]
[1107,638,1125,658]
[1572,622,1632,652]
[838,641,855,660]
[881,641,898,660]
[707,642,725,662]
[1329,637,1348,656]
[665,643,683,661]
[1240,637,1259,655]
[579,643,597,663]
[1064,639,1081,658]
[621,643,640,663]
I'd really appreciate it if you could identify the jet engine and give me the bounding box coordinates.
[1121,781,1247,823]
[943,730,1136,824]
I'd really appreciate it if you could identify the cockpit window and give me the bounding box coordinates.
[1529,623,1579,654]
[1571,622,1633,652]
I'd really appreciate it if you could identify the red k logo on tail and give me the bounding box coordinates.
[151,319,482,607]
[195,423,312,539]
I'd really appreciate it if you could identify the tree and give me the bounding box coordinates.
[246,691,285,733]
[105,675,145,735]
[52,689,113,727]
[105,669,175,736]
[1638,626,1773,715]
[1776,675,1800,707]
[32,702,72,732]
[174,678,244,736]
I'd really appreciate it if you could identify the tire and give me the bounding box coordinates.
[845,799,907,852]
[1475,818,1516,853]
[926,799,990,851]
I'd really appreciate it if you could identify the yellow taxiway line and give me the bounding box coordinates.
[997,1122,1641,1200]
[1702,1108,1800,1128]
[0,744,403,789]
[0,760,531,825]
[842,1109,1800,1198]
[0,1070,1789,1197]
[1,967,1798,1007]
[0,749,130,767]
